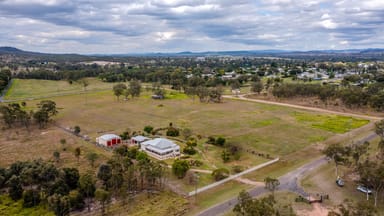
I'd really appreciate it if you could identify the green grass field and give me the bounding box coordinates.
[293,112,370,133]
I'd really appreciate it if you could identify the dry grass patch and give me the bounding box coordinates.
[0,126,111,173]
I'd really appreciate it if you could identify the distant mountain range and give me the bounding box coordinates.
[1,46,384,60]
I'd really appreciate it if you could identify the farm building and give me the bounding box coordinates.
[141,138,180,160]
[96,134,121,147]
[131,135,150,146]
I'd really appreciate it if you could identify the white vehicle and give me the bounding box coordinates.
[357,186,372,194]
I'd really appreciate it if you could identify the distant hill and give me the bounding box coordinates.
[0,47,95,63]
[1,46,384,61]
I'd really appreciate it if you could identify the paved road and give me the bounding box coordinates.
[196,133,378,216]
[189,158,279,196]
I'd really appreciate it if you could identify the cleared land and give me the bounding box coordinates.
[1,79,371,175]
[4,78,114,100]
[0,78,373,215]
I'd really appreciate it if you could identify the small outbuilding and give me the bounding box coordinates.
[131,135,150,146]
[96,134,121,147]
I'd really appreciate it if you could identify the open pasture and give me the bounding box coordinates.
[0,79,370,179]
[4,78,114,100]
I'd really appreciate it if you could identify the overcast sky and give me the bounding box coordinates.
[0,0,383,54]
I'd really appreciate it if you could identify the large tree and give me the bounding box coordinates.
[33,100,58,128]
[129,80,142,98]
[172,159,190,179]
[79,173,96,212]
[113,83,127,101]
[375,120,384,153]
[264,177,280,198]
[233,190,276,216]
[358,160,384,206]
[323,143,350,178]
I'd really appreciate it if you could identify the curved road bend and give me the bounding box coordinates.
[196,133,378,216]
[196,157,326,216]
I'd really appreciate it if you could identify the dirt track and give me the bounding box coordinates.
[224,95,382,121]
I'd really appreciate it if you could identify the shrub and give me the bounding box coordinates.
[143,125,154,134]
[186,138,197,147]
[120,131,130,140]
[221,150,230,163]
[166,127,180,137]
[189,160,203,167]
[232,165,244,174]
[183,146,197,155]
[212,168,230,181]
[207,136,216,144]
[216,137,226,146]
[74,126,81,135]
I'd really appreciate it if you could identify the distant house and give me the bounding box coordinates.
[141,138,180,160]
[96,134,121,147]
[131,135,150,146]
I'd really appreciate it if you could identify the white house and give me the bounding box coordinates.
[141,138,180,160]
[96,134,121,147]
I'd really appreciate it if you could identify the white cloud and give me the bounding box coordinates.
[320,19,338,29]
[321,13,330,19]
[156,31,176,41]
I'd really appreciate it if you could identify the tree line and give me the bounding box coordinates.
[271,82,384,111]
[0,100,58,129]
[0,68,11,93]
[0,145,182,216]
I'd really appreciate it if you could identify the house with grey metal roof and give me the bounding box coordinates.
[141,138,180,160]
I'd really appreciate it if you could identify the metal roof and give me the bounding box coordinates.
[131,135,150,142]
[98,134,120,140]
[142,138,179,151]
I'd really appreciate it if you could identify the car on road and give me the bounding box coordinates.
[357,185,372,194]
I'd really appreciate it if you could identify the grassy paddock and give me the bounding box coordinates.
[0,78,370,178]
[293,112,369,133]
[4,78,114,100]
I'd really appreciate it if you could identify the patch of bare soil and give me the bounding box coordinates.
[296,202,329,216]
[246,94,384,118]
[235,177,264,186]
